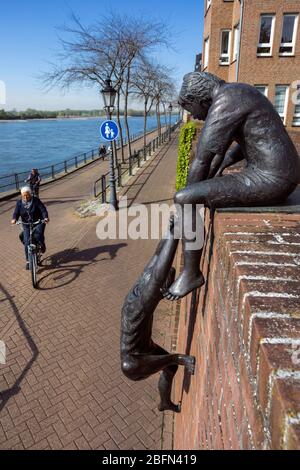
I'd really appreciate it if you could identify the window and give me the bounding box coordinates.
[293,85,300,126]
[204,37,209,69]
[206,0,211,10]
[255,85,268,97]
[233,23,240,61]
[280,14,298,55]
[257,15,275,56]
[220,30,231,65]
[274,85,289,123]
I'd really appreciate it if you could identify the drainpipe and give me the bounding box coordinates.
[236,0,245,82]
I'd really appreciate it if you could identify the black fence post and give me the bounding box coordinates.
[75,157,78,168]
[91,150,94,160]
[84,153,87,164]
[15,173,19,190]
[51,165,55,179]
[117,163,122,187]
[64,161,67,173]
[101,175,106,203]
[129,154,133,176]
[143,146,147,161]
[148,144,151,157]
[137,151,141,168]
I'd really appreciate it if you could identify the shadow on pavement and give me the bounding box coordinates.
[182,289,200,396]
[37,243,127,290]
[0,283,39,412]
[41,198,83,206]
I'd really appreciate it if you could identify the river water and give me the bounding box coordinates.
[0,115,177,178]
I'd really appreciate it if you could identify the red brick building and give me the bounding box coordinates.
[202,0,300,135]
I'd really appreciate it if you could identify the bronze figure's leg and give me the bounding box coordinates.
[121,216,196,412]
[121,351,195,381]
[122,348,195,412]
[164,170,289,300]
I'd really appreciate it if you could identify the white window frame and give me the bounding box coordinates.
[293,84,300,126]
[220,30,231,65]
[257,14,276,56]
[204,37,210,69]
[274,85,289,125]
[233,23,240,61]
[254,85,269,97]
[279,14,298,56]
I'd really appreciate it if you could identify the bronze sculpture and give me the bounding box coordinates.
[120,217,195,412]
[121,72,300,412]
[162,72,300,300]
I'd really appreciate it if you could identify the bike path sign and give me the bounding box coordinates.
[100,120,119,141]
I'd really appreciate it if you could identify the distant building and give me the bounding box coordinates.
[201,0,300,136]
[195,53,202,72]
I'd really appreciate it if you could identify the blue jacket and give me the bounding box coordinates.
[13,197,48,223]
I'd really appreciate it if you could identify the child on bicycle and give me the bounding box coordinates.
[11,186,49,270]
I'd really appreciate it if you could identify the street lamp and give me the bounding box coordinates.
[168,103,173,141]
[101,78,118,211]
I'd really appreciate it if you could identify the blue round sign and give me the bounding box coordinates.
[100,120,119,141]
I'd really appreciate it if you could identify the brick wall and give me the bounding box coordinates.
[239,0,300,131]
[172,210,300,450]
[203,0,235,81]
[290,130,300,154]
[202,0,300,133]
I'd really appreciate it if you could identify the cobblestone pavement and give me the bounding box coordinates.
[0,130,180,450]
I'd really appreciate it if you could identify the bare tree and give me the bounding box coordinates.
[131,61,158,148]
[151,65,177,138]
[41,12,172,163]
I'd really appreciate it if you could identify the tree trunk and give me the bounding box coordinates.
[123,66,132,160]
[156,100,161,137]
[116,89,125,164]
[143,99,147,149]
[162,102,168,130]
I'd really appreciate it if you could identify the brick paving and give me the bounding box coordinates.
[0,130,180,450]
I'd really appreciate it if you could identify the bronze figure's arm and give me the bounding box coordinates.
[215,144,245,176]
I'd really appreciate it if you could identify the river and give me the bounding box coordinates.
[0,115,177,179]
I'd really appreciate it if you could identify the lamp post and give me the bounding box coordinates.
[101,78,118,211]
[168,103,173,141]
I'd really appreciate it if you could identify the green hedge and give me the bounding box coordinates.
[175,121,197,191]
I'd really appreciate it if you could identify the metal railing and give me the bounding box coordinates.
[93,123,180,200]
[0,125,170,195]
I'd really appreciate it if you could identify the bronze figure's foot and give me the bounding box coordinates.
[158,401,181,413]
[161,271,205,301]
[182,355,196,375]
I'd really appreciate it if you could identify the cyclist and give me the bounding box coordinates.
[26,168,41,197]
[98,144,107,159]
[11,186,49,270]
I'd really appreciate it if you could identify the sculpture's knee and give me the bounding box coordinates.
[174,189,187,206]
[121,356,142,381]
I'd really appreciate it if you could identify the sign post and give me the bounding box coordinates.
[100,120,119,210]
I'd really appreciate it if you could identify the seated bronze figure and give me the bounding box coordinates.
[120,217,195,412]
[121,72,300,412]
[162,71,300,300]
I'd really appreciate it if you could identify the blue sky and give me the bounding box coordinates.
[0,0,204,110]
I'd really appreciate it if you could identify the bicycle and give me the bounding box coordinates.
[16,219,46,288]
[24,180,40,198]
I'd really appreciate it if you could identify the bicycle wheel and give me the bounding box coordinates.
[29,251,38,288]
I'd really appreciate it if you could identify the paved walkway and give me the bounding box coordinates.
[0,130,179,449]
